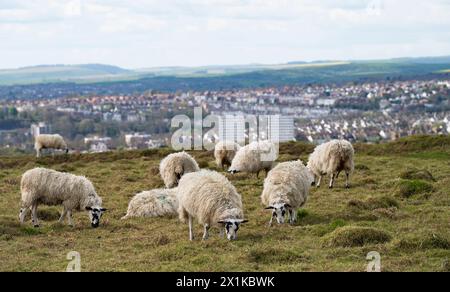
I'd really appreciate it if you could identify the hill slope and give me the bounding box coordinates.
[1,56,449,91]
[0,64,131,85]
[0,135,449,271]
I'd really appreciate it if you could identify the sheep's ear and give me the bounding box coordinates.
[218,221,226,224]
[265,206,275,210]
[240,220,249,224]
[284,204,292,208]
[85,207,92,211]
[100,208,107,212]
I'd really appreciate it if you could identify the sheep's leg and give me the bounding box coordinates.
[67,210,74,227]
[36,148,41,158]
[202,224,210,240]
[256,171,260,179]
[19,207,29,224]
[289,209,297,225]
[268,214,274,227]
[188,215,194,241]
[345,171,350,189]
[59,207,68,224]
[316,175,322,188]
[31,204,39,227]
[329,173,335,189]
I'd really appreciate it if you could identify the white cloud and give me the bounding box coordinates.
[0,0,449,68]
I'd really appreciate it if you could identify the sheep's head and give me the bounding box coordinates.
[86,206,107,228]
[218,219,248,240]
[266,203,291,224]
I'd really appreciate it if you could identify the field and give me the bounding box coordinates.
[0,135,449,272]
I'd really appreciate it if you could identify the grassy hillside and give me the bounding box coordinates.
[0,64,132,85]
[1,57,450,90]
[0,136,449,271]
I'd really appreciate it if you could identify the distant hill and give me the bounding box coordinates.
[0,56,449,98]
[0,64,132,85]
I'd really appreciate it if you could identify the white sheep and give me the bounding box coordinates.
[261,160,314,226]
[177,170,248,241]
[228,141,277,178]
[159,151,200,188]
[214,141,241,170]
[121,188,178,220]
[19,168,106,228]
[307,139,354,189]
[34,134,69,158]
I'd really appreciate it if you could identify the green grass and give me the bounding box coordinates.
[0,136,450,271]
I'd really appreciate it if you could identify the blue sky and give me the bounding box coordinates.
[1,0,450,69]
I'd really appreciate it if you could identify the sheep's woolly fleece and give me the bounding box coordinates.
[20,168,102,211]
[34,134,67,151]
[307,139,354,177]
[159,151,200,188]
[261,160,314,208]
[214,141,241,169]
[121,188,179,219]
[229,141,277,174]
[177,170,244,227]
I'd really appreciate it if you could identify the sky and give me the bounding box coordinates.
[1,0,450,69]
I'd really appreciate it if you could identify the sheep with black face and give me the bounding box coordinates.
[177,170,248,241]
[19,168,106,228]
[261,160,314,226]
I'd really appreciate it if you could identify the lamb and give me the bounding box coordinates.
[34,134,69,158]
[214,141,241,170]
[121,188,178,220]
[228,141,277,178]
[261,160,314,226]
[307,139,354,189]
[159,151,200,188]
[177,170,248,241]
[19,168,106,228]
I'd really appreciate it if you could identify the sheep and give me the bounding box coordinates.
[261,160,314,226]
[307,139,355,189]
[159,151,200,188]
[214,141,241,170]
[177,170,248,241]
[34,134,69,158]
[121,188,178,220]
[19,168,106,228]
[228,141,277,178]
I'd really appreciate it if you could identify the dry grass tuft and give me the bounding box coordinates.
[322,226,391,247]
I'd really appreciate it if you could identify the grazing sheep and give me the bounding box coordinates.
[177,170,248,241]
[34,134,69,158]
[159,151,200,188]
[228,141,277,178]
[214,141,241,170]
[19,168,106,228]
[261,160,315,226]
[307,139,354,189]
[121,188,178,220]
